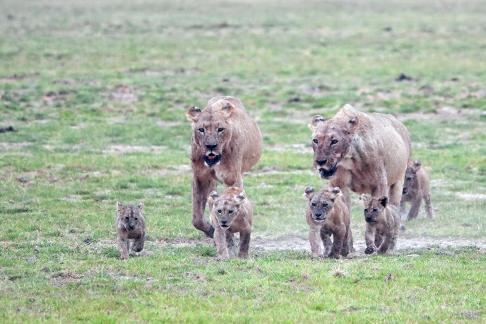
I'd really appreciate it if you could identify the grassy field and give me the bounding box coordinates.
[1,0,486,322]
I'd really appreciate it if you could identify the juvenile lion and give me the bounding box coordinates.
[186,96,262,238]
[116,202,145,260]
[401,160,434,220]
[304,186,353,258]
[362,196,400,255]
[310,105,411,209]
[208,187,252,260]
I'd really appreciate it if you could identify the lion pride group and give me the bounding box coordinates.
[118,96,434,260]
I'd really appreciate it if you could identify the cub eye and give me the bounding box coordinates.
[330,139,338,145]
[311,202,316,207]
[323,203,329,207]
[125,217,129,220]
[373,208,378,212]
[228,210,234,214]
[364,208,368,212]
[217,209,222,214]
[406,177,412,180]
[217,127,225,133]
[135,217,138,220]
[198,128,205,133]
[312,138,318,144]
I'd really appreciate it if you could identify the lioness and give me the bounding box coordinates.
[362,196,400,254]
[208,187,252,259]
[186,96,262,238]
[310,104,411,208]
[304,186,353,258]
[401,160,434,219]
[116,202,145,260]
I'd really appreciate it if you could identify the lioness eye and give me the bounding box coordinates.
[198,128,205,133]
[313,138,318,144]
[217,209,222,214]
[331,139,338,145]
[218,127,224,133]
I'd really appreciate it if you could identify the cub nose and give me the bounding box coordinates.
[316,159,327,166]
[314,213,322,218]
[220,220,228,226]
[206,144,217,150]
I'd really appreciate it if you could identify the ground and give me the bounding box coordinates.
[1,0,486,322]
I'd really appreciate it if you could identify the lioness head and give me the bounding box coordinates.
[208,187,246,230]
[304,186,341,223]
[403,160,421,197]
[186,97,241,167]
[309,105,359,179]
[363,196,388,224]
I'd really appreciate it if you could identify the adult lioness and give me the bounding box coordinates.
[310,104,411,207]
[186,96,262,238]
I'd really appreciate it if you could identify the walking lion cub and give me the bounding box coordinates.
[207,187,252,260]
[304,186,353,258]
[116,202,145,260]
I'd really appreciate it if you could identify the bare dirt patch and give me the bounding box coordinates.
[456,192,486,201]
[102,145,167,154]
[51,271,83,287]
[109,85,138,103]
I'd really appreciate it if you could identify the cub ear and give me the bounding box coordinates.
[208,191,219,201]
[137,202,144,211]
[235,191,246,203]
[330,187,341,195]
[304,186,315,199]
[309,115,326,131]
[186,106,201,123]
[380,196,388,208]
[413,160,422,169]
[116,201,124,211]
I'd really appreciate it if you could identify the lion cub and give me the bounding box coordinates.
[363,196,400,255]
[401,160,434,219]
[116,202,145,260]
[304,186,353,259]
[208,187,252,260]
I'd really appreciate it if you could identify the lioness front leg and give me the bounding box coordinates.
[365,225,377,254]
[192,177,216,238]
[424,194,434,219]
[309,227,323,258]
[407,198,422,220]
[238,230,251,259]
[214,227,229,260]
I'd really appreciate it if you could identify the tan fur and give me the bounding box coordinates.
[362,196,400,254]
[116,202,145,260]
[401,160,434,219]
[186,96,262,238]
[304,187,353,259]
[310,105,411,209]
[208,187,253,260]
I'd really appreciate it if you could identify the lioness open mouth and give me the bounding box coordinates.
[204,152,221,167]
[318,165,337,179]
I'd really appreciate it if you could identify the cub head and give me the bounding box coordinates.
[186,97,241,167]
[403,160,421,196]
[117,202,144,231]
[207,187,246,230]
[363,196,387,224]
[310,104,359,179]
[304,186,341,223]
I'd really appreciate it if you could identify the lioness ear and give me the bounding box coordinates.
[331,187,341,195]
[186,106,201,123]
[304,186,315,200]
[220,102,236,118]
[380,196,388,208]
[309,115,326,131]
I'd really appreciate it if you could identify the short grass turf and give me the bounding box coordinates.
[1,0,486,322]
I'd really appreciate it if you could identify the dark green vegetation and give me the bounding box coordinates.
[1,0,485,322]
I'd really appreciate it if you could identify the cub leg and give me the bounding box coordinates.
[407,197,422,220]
[238,230,251,259]
[365,224,377,254]
[320,228,332,257]
[378,233,392,254]
[192,177,216,238]
[214,227,229,260]
[374,233,383,249]
[118,238,129,260]
[226,232,237,258]
[329,229,345,259]
[424,193,434,219]
[131,233,145,252]
[309,227,323,258]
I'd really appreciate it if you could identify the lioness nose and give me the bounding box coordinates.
[206,144,217,150]
[316,159,327,166]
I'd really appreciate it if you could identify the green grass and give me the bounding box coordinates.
[1,0,485,322]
